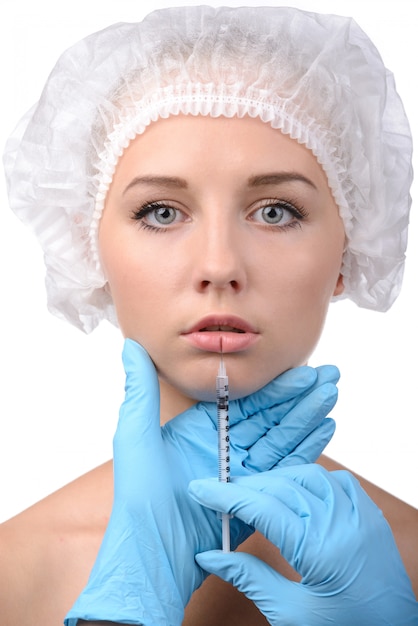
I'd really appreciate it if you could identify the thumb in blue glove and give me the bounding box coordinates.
[189,465,418,625]
[65,340,340,626]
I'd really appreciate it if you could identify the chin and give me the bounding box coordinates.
[179,376,269,404]
[158,353,303,405]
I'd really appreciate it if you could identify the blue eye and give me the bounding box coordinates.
[150,205,178,225]
[260,204,286,224]
[132,202,184,231]
[251,200,305,228]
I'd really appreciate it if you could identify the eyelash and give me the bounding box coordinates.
[131,198,309,233]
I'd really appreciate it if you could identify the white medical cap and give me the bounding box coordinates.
[3,6,413,332]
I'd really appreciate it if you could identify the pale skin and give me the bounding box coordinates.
[0,116,416,626]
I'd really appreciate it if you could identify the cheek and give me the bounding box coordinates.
[99,228,145,332]
[294,239,343,312]
[266,228,343,301]
[268,239,343,358]
[101,239,178,340]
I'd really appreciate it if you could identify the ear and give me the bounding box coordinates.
[333,273,345,297]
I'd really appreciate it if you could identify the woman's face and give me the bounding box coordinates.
[99,115,345,405]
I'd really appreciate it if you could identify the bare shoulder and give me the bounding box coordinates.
[319,454,418,596]
[0,462,113,626]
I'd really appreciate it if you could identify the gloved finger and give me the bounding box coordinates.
[249,464,355,516]
[228,365,318,427]
[195,550,307,624]
[271,463,349,503]
[244,383,338,470]
[274,417,335,467]
[312,364,340,385]
[231,365,339,448]
[113,339,162,482]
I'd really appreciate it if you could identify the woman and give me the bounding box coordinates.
[1,6,417,625]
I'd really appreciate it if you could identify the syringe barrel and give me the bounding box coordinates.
[217,374,230,483]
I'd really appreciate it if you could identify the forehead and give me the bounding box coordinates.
[110,114,330,191]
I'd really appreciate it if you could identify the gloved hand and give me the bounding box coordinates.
[65,339,339,626]
[190,465,418,625]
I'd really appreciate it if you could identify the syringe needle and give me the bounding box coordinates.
[218,340,226,377]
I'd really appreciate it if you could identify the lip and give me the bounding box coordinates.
[181,315,260,353]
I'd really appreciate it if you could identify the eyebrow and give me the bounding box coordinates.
[248,172,317,189]
[123,175,188,195]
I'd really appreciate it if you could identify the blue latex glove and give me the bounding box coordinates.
[65,339,339,626]
[190,465,418,625]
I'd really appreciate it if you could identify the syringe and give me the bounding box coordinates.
[216,346,231,552]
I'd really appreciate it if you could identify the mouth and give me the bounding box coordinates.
[182,315,259,353]
[185,315,257,335]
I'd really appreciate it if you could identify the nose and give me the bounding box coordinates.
[191,216,247,294]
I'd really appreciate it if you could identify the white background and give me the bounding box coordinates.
[1,0,417,522]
